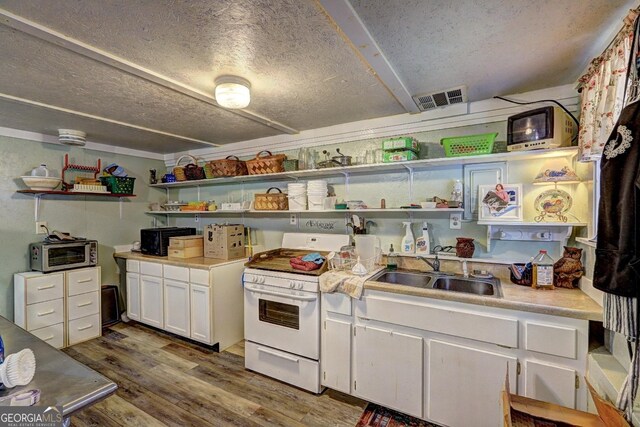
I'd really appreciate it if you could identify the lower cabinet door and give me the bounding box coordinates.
[163,279,190,337]
[322,318,351,394]
[140,275,163,328]
[190,284,211,344]
[126,272,140,321]
[427,340,517,427]
[353,325,423,418]
[525,360,576,409]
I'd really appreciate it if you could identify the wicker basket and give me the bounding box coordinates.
[173,155,204,181]
[205,156,248,178]
[246,151,286,175]
[254,187,289,210]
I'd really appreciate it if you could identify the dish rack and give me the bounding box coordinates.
[329,249,382,274]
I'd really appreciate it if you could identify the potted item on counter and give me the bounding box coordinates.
[455,237,475,258]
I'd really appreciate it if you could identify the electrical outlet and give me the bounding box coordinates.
[449,213,461,230]
[36,221,48,234]
[290,214,298,226]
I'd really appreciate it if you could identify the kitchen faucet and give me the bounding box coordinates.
[416,254,440,272]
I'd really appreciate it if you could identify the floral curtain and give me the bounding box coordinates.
[577,13,636,162]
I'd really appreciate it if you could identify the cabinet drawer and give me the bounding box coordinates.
[140,261,163,277]
[164,265,189,282]
[356,295,518,348]
[68,313,101,345]
[67,268,100,296]
[322,293,352,316]
[30,323,64,349]
[525,322,577,359]
[126,260,140,273]
[190,268,209,286]
[68,292,100,321]
[26,299,64,330]
[26,274,64,304]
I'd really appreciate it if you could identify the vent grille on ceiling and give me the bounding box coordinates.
[412,86,467,111]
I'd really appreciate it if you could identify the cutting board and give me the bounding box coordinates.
[245,248,329,276]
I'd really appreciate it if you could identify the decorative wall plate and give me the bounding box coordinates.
[534,188,573,222]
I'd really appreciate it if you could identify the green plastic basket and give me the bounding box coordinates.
[440,132,499,157]
[99,176,136,195]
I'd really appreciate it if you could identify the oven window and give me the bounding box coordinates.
[47,246,86,266]
[259,299,299,330]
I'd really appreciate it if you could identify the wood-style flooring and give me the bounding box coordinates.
[63,322,367,426]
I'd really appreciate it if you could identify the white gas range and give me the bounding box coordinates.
[243,233,349,393]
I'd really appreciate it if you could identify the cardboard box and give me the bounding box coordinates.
[382,150,419,162]
[168,245,204,259]
[204,224,245,260]
[169,235,203,249]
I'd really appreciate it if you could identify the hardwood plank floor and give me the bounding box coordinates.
[64,322,367,426]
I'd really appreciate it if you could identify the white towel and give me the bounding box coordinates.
[319,267,384,299]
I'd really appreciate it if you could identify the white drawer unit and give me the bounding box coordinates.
[25,274,64,304]
[67,268,100,296]
[14,267,102,349]
[190,268,210,286]
[68,292,100,321]
[30,323,64,349]
[68,313,101,346]
[126,259,140,273]
[26,299,64,331]
[164,265,189,282]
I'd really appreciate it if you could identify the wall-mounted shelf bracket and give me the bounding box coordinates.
[403,165,415,201]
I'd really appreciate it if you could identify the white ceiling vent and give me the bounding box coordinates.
[58,129,86,146]
[412,86,467,111]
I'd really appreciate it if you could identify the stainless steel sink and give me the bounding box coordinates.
[374,271,433,288]
[431,277,502,297]
[372,270,502,298]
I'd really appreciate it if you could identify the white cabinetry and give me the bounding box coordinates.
[322,289,590,426]
[14,267,101,349]
[140,275,164,329]
[427,340,517,427]
[163,279,190,337]
[123,257,244,350]
[354,325,423,418]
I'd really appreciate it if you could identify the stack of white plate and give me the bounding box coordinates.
[288,182,307,211]
[307,180,328,211]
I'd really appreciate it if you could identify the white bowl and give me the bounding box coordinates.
[20,176,62,191]
[420,201,437,209]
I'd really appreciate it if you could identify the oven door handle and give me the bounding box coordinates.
[244,285,317,301]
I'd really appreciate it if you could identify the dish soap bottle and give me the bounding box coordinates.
[387,244,398,271]
[401,222,415,253]
[532,250,554,289]
[416,222,431,254]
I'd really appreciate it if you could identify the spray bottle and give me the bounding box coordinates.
[416,222,431,254]
[401,222,415,254]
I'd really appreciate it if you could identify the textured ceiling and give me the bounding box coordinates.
[349,0,635,101]
[0,0,635,154]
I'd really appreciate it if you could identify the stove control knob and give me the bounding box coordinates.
[296,282,304,290]
[244,274,255,283]
[289,280,295,289]
[258,276,265,284]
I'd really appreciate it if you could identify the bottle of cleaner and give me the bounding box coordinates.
[416,222,431,254]
[387,244,398,271]
[401,222,415,253]
[532,250,554,289]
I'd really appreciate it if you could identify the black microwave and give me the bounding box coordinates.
[140,227,196,256]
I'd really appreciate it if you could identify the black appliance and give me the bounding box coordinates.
[140,227,196,256]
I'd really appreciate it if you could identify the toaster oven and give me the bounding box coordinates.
[30,240,98,273]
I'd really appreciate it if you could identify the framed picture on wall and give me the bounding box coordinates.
[478,183,523,221]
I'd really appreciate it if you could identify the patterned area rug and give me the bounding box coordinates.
[356,403,440,426]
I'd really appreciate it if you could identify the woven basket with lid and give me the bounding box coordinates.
[205,156,248,178]
[173,155,204,181]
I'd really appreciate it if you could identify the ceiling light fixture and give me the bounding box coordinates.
[214,76,251,109]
